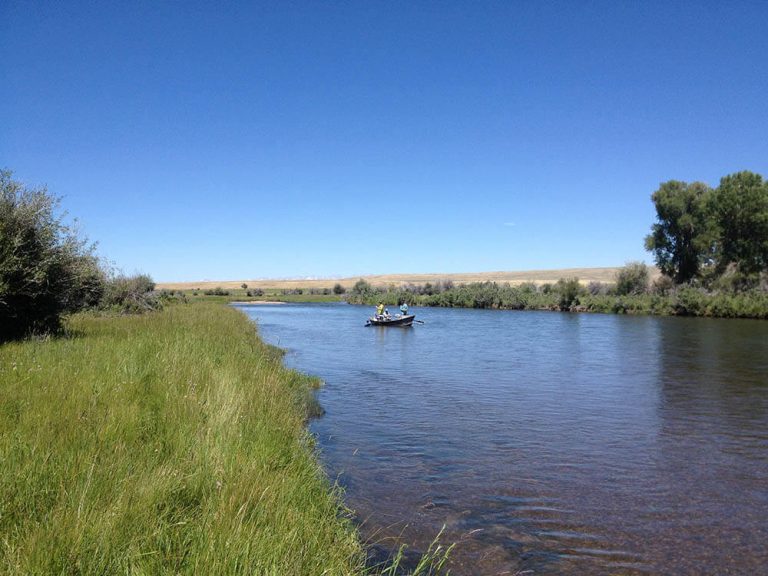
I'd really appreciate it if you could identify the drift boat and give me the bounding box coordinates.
[365,314,416,327]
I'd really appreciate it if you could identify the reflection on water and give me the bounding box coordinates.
[236,303,768,575]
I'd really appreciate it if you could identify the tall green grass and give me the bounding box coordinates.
[1,303,365,574]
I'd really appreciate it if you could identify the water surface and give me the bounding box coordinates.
[236,303,768,575]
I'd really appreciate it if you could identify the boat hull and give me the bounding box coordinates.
[366,314,415,327]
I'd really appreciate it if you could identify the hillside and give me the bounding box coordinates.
[157,267,657,291]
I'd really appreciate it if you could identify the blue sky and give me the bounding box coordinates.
[2,1,767,282]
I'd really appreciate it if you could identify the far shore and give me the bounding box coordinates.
[157,266,659,291]
[229,300,287,305]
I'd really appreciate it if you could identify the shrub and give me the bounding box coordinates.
[203,287,229,296]
[587,281,609,296]
[709,263,761,293]
[352,278,374,295]
[652,275,675,296]
[332,283,346,295]
[615,262,650,295]
[0,170,106,340]
[102,274,160,313]
[554,278,582,310]
[672,286,706,316]
[158,289,187,305]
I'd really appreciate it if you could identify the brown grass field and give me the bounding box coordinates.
[157,267,658,291]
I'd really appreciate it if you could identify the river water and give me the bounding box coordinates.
[235,303,768,575]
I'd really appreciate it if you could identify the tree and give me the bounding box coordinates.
[709,171,768,275]
[351,279,373,296]
[554,277,582,310]
[614,262,649,295]
[644,180,714,283]
[332,283,346,295]
[1,170,105,340]
[241,283,248,290]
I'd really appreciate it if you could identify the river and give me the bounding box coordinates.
[235,303,768,575]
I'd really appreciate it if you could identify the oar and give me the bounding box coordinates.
[414,320,425,324]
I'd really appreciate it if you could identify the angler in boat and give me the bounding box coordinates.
[366,301,416,326]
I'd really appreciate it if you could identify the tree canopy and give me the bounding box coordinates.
[644,180,713,283]
[709,171,768,275]
[645,171,768,285]
[0,170,104,340]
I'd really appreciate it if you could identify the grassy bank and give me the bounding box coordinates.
[0,302,364,574]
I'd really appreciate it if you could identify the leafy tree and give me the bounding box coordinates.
[351,279,373,296]
[645,180,714,283]
[709,171,768,275]
[554,277,582,310]
[332,283,346,295]
[614,261,649,295]
[0,170,105,340]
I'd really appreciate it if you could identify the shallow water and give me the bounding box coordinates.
[235,303,768,575]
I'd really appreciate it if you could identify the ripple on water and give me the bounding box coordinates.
[239,304,768,576]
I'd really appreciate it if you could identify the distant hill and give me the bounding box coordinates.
[157,267,659,291]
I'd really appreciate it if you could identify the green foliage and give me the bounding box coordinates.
[652,275,675,296]
[645,180,714,283]
[645,171,768,286]
[345,279,379,304]
[554,277,583,310]
[0,170,105,340]
[709,171,768,274]
[614,262,649,295]
[351,279,373,296]
[203,286,229,296]
[102,274,161,313]
[348,277,768,319]
[587,281,610,296]
[333,283,346,295]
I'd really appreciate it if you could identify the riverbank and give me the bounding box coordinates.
[348,282,768,319]
[0,303,365,574]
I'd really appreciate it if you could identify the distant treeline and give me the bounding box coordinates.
[190,285,346,297]
[346,170,768,319]
[345,273,768,319]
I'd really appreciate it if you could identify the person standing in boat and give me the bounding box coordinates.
[399,302,409,316]
[376,302,385,319]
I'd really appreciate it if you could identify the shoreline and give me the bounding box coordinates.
[229,300,287,305]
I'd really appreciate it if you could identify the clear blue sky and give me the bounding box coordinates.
[2,1,767,282]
